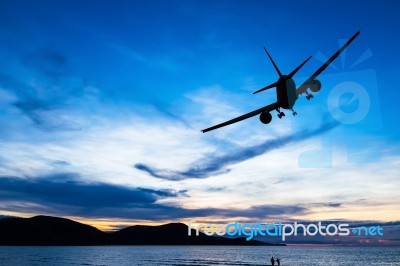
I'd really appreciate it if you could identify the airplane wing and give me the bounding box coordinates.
[202,102,279,133]
[296,30,360,96]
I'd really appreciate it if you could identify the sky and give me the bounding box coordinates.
[0,0,399,245]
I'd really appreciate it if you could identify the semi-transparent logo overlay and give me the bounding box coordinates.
[188,220,384,241]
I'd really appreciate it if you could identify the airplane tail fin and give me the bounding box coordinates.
[288,55,312,78]
[254,49,311,94]
[252,48,282,94]
[264,47,282,77]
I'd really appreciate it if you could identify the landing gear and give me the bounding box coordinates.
[276,108,285,119]
[291,109,297,116]
[306,93,314,100]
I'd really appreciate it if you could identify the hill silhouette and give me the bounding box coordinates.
[0,215,285,246]
[0,215,105,245]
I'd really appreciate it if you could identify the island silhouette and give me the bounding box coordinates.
[0,215,285,246]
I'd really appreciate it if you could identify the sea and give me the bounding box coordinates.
[0,246,399,266]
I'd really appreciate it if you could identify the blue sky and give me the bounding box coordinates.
[0,0,399,245]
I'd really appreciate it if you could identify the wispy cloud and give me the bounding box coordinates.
[135,119,339,181]
[0,173,309,220]
[0,173,179,206]
[0,48,90,130]
[21,48,69,80]
[0,173,181,219]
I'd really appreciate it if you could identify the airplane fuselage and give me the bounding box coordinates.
[276,75,297,110]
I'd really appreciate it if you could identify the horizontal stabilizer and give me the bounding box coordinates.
[253,81,278,94]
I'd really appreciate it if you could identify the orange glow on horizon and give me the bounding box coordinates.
[2,209,399,233]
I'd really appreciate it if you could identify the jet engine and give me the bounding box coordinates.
[259,111,272,124]
[309,79,322,92]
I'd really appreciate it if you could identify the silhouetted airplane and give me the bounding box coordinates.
[202,30,360,133]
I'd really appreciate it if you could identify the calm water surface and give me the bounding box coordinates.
[0,246,399,266]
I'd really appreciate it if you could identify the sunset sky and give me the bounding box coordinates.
[0,0,399,244]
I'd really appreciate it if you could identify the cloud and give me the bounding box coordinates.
[0,173,309,220]
[21,48,69,79]
[0,47,90,130]
[135,119,339,180]
[13,99,56,126]
[0,73,92,131]
[0,215,18,219]
[214,204,307,218]
[51,160,70,166]
[309,202,342,208]
[0,173,178,207]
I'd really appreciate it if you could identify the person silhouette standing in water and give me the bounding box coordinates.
[276,258,281,266]
[271,256,275,266]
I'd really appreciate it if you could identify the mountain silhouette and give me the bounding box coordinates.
[0,215,285,246]
[0,215,105,245]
